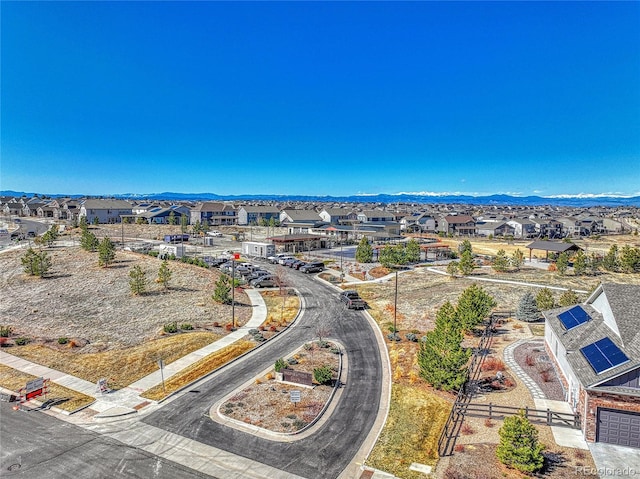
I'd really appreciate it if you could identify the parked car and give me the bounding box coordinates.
[300,261,325,273]
[209,258,228,267]
[289,259,305,269]
[292,261,307,270]
[207,230,223,237]
[246,270,270,281]
[268,253,290,264]
[277,256,295,265]
[282,258,298,267]
[339,290,366,309]
[250,275,277,288]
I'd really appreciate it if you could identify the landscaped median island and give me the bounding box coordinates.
[216,340,341,434]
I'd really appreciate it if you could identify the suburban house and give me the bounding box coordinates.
[137,205,191,224]
[356,210,396,223]
[400,213,436,233]
[2,203,22,217]
[475,221,515,238]
[79,199,133,224]
[319,208,358,225]
[279,209,325,234]
[507,218,538,239]
[237,205,280,226]
[438,215,476,236]
[530,218,564,239]
[543,283,640,449]
[190,202,236,226]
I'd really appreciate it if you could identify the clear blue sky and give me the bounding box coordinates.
[2,1,639,197]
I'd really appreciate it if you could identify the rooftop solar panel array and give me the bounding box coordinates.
[580,337,629,374]
[558,305,591,330]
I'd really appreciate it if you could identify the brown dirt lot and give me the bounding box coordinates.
[0,246,251,350]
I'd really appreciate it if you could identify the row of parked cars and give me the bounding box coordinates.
[208,257,276,287]
[267,253,325,274]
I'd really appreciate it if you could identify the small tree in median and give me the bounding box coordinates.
[313,365,333,385]
[129,265,147,295]
[515,291,540,322]
[496,411,545,473]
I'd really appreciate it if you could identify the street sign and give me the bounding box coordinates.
[25,377,44,394]
[233,253,240,260]
[97,378,109,393]
[290,390,301,403]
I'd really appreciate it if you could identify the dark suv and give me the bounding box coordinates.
[300,262,325,273]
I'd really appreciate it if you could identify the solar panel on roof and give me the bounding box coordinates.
[558,305,591,330]
[580,337,629,374]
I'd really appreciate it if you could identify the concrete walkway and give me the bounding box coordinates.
[0,289,268,416]
[503,338,589,450]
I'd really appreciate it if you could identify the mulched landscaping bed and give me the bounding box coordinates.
[513,341,565,401]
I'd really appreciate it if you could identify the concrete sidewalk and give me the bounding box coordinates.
[0,288,268,416]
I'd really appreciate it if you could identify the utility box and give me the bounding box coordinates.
[159,244,186,259]
[241,241,275,259]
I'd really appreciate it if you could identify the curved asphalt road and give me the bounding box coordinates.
[143,270,383,479]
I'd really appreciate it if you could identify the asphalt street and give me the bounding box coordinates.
[142,267,383,479]
[0,402,213,478]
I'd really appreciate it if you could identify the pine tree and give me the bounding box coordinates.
[535,288,555,311]
[516,292,540,322]
[168,211,177,225]
[619,245,640,273]
[355,237,373,263]
[556,252,569,275]
[180,214,189,233]
[558,289,579,307]
[511,248,525,270]
[80,229,99,252]
[21,247,52,277]
[456,284,497,332]
[98,236,116,267]
[602,245,619,272]
[157,260,172,290]
[458,249,475,275]
[459,240,472,255]
[446,261,459,278]
[213,274,232,304]
[496,411,545,473]
[417,301,471,391]
[129,265,147,295]
[405,238,421,263]
[573,250,588,276]
[492,249,510,272]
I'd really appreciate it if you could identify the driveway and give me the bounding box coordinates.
[588,442,640,477]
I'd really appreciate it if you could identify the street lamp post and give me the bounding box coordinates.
[394,270,399,334]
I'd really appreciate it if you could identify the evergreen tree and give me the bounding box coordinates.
[379,244,406,268]
[405,238,421,263]
[602,245,619,272]
[572,250,588,276]
[92,216,99,225]
[129,265,147,295]
[41,224,59,247]
[459,239,472,255]
[492,249,510,273]
[558,288,579,307]
[213,274,232,304]
[456,284,496,332]
[496,411,545,473]
[79,215,88,231]
[136,216,146,225]
[201,219,210,233]
[588,252,602,275]
[556,252,569,275]
[180,214,189,233]
[193,220,202,235]
[168,211,177,225]
[98,236,116,267]
[80,230,99,252]
[21,247,52,278]
[446,261,459,277]
[511,249,525,270]
[458,249,475,276]
[619,245,640,273]
[417,301,471,391]
[515,292,540,322]
[535,288,555,311]
[355,236,373,263]
[157,260,172,290]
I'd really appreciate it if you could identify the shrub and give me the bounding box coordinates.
[212,321,220,328]
[287,357,298,365]
[292,419,307,430]
[313,365,333,385]
[330,347,340,354]
[180,323,193,331]
[248,329,259,335]
[497,411,545,473]
[460,422,474,435]
[405,332,418,342]
[163,322,178,334]
[269,325,277,332]
[525,354,535,367]
[281,422,290,428]
[303,343,313,350]
[286,413,297,420]
[454,444,465,453]
[485,418,494,428]
[57,337,69,345]
[274,358,287,373]
[14,337,29,346]
[0,325,13,338]
[0,337,7,347]
[225,323,234,332]
[539,367,552,382]
[481,357,506,372]
[387,333,401,341]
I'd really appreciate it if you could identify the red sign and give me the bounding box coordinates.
[233,253,240,260]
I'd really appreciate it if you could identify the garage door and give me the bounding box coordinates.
[597,408,640,448]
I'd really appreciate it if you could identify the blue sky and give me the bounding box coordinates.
[2,1,639,197]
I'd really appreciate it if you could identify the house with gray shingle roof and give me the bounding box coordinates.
[80,199,133,224]
[543,283,640,448]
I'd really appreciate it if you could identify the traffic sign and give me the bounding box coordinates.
[290,390,301,403]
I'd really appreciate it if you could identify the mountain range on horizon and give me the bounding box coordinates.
[3,190,640,208]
